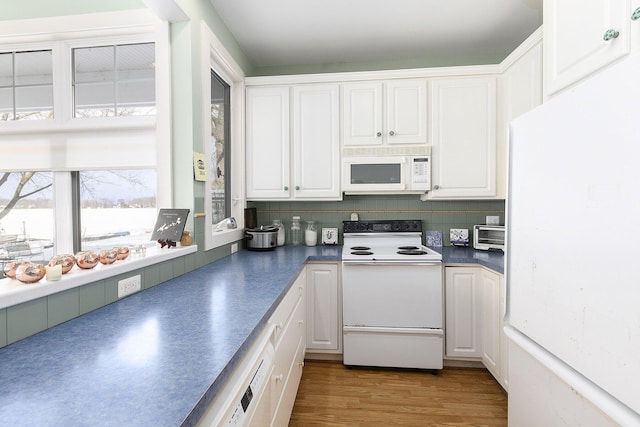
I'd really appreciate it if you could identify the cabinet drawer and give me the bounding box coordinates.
[272,336,305,427]
[270,273,305,347]
[271,291,305,415]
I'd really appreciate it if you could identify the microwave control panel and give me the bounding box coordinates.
[410,156,431,191]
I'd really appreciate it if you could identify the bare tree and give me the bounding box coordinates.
[0,172,52,221]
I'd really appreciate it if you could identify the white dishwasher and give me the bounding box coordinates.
[198,326,274,426]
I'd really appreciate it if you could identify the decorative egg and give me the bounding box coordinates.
[75,251,99,269]
[48,254,76,274]
[116,247,130,260]
[15,262,46,284]
[3,260,30,279]
[98,248,118,265]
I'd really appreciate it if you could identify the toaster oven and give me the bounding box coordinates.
[473,225,505,251]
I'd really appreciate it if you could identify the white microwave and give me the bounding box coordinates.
[342,156,431,194]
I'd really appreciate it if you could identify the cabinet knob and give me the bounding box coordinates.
[295,185,300,190]
[389,130,395,136]
[284,186,288,191]
[274,374,283,382]
[603,29,619,41]
[433,185,440,190]
[632,7,640,21]
[376,132,382,137]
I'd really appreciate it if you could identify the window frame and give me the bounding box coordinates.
[0,11,172,257]
[201,22,245,250]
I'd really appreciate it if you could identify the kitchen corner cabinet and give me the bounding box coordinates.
[428,77,497,199]
[445,266,508,390]
[544,0,632,96]
[445,267,482,358]
[305,263,342,353]
[341,79,427,146]
[246,84,341,200]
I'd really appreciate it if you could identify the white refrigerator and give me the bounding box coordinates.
[506,54,640,426]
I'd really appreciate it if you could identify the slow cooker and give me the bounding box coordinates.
[245,225,278,251]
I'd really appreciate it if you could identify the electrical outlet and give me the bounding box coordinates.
[118,275,141,298]
[231,243,238,253]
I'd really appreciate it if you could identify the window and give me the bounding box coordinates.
[78,170,157,251]
[0,172,54,263]
[0,50,53,121]
[0,13,168,265]
[210,70,230,225]
[73,42,156,118]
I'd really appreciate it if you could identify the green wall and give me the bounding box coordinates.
[249,196,505,246]
[0,0,145,20]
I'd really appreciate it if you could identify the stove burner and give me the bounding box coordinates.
[350,246,371,251]
[351,250,374,255]
[398,246,419,250]
[397,250,428,256]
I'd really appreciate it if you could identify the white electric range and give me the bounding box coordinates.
[341,219,444,370]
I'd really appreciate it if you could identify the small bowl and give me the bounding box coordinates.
[15,263,46,284]
[48,254,76,274]
[75,251,99,269]
[3,260,30,279]
[116,247,130,261]
[99,249,118,265]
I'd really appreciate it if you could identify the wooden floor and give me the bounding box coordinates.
[289,360,507,427]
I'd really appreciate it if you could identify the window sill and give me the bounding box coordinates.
[207,228,244,251]
[0,245,197,310]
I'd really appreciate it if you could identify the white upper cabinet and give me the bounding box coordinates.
[292,84,341,199]
[342,79,427,146]
[246,84,341,200]
[428,76,497,199]
[498,35,543,198]
[544,0,632,96]
[246,86,290,199]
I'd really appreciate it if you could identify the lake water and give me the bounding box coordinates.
[1,208,158,258]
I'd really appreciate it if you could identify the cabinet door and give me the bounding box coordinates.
[481,269,501,377]
[430,77,497,198]
[385,79,428,144]
[341,82,383,146]
[292,85,341,199]
[246,86,290,199]
[306,263,341,352]
[544,0,631,96]
[445,267,482,358]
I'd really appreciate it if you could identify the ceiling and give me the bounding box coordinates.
[209,0,543,73]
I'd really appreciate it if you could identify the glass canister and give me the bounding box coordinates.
[290,216,302,245]
[305,220,317,246]
[272,219,285,246]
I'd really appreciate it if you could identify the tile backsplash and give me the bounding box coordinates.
[248,195,505,246]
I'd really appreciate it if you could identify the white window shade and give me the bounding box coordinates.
[0,127,156,171]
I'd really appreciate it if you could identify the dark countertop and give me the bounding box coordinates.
[437,246,504,274]
[0,245,340,427]
[0,244,501,426]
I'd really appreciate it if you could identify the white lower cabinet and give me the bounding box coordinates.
[305,263,341,353]
[271,274,306,426]
[198,270,305,426]
[445,267,482,358]
[445,266,507,390]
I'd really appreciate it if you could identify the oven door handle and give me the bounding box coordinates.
[342,260,442,266]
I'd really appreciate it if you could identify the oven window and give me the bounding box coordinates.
[350,163,401,184]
